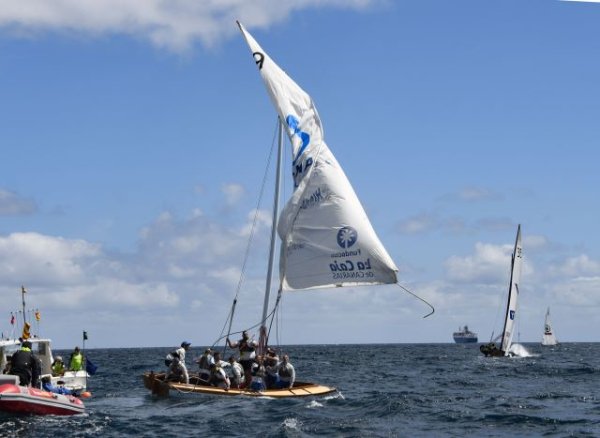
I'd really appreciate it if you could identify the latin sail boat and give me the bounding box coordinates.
[541,307,558,346]
[144,22,431,397]
[480,225,523,357]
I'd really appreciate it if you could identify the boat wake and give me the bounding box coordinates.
[508,344,537,357]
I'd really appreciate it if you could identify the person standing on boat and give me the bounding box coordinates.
[165,341,191,368]
[195,348,213,381]
[51,356,65,376]
[9,340,41,387]
[276,355,295,389]
[226,331,257,387]
[167,351,189,384]
[69,347,84,371]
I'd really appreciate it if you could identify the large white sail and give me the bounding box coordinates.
[500,225,522,355]
[541,307,558,346]
[238,23,398,291]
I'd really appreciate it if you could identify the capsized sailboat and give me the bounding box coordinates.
[143,21,432,398]
[541,307,558,346]
[480,225,523,357]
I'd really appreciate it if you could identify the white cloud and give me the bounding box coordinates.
[550,254,600,277]
[221,183,245,207]
[444,241,515,284]
[0,0,380,53]
[0,189,37,216]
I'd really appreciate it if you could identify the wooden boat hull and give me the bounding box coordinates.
[143,372,336,398]
[0,383,85,416]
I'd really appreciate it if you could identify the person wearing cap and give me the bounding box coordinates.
[166,351,189,384]
[9,340,41,387]
[165,341,191,381]
[51,355,65,376]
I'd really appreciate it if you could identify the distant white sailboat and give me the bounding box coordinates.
[541,307,558,346]
[481,225,523,357]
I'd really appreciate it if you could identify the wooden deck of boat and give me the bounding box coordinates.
[143,372,336,398]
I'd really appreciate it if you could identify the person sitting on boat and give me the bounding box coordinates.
[249,356,266,392]
[264,347,280,389]
[209,362,230,390]
[276,355,295,389]
[226,330,257,387]
[166,351,189,384]
[165,341,192,368]
[9,340,41,387]
[41,376,75,396]
[479,343,502,357]
[51,356,66,376]
[195,348,213,382]
[226,355,244,389]
[69,346,84,371]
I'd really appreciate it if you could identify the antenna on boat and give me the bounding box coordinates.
[396,284,435,318]
[21,285,27,327]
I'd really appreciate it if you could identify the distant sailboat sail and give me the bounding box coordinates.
[238,22,398,291]
[500,224,523,355]
[481,225,523,357]
[541,307,558,346]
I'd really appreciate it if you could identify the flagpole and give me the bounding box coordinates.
[21,286,27,327]
[83,330,88,390]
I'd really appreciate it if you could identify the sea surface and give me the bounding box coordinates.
[1,343,598,437]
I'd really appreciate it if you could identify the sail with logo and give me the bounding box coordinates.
[480,225,523,357]
[144,22,431,398]
[237,23,398,292]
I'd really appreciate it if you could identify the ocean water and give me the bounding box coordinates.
[1,343,598,437]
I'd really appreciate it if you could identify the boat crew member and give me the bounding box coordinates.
[227,355,244,389]
[249,356,266,392]
[209,362,230,390]
[69,346,84,371]
[195,348,213,381]
[264,348,280,389]
[167,352,189,384]
[165,341,191,368]
[276,355,295,389]
[9,340,41,387]
[41,376,75,395]
[226,331,257,387]
[51,356,65,376]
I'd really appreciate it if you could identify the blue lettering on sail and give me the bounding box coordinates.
[300,187,328,210]
[509,310,515,320]
[337,227,358,249]
[287,115,310,165]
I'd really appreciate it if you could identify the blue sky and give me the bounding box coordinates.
[0,0,599,348]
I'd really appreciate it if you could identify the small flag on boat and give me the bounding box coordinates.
[21,322,31,340]
[86,357,98,375]
[35,310,41,321]
[10,313,15,325]
[83,330,88,341]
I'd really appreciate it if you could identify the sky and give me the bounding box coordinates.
[1,0,599,349]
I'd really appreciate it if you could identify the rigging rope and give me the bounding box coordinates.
[396,283,435,318]
[217,119,280,354]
